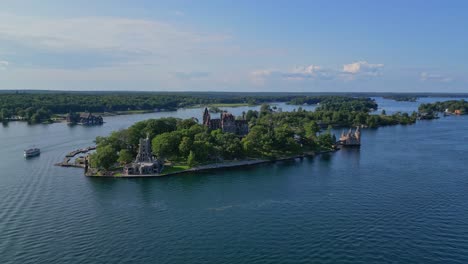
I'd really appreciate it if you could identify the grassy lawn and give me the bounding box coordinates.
[162,165,190,174]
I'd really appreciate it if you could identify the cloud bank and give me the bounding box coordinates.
[420,72,453,82]
[342,61,384,76]
[251,61,385,85]
[0,13,232,69]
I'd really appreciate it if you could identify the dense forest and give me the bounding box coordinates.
[90,100,417,171]
[0,92,378,123]
[0,92,325,123]
[0,91,465,123]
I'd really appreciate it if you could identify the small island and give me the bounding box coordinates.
[419,99,467,118]
[79,98,418,177]
[383,95,418,102]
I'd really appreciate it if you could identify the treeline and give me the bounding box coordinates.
[0,107,52,123]
[383,95,418,102]
[0,93,378,123]
[0,93,314,123]
[419,100,468,115]
[289,96,378,112]
[0,93,302,114]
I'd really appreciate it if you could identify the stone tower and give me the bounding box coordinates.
[135,134,153,163]
[203,108,211,126]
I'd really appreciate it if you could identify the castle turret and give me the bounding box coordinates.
[203,108,211,126]
[135,134,153,163]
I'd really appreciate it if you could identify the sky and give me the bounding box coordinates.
[0,0,467,92]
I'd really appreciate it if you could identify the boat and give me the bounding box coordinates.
[24,148,41,158]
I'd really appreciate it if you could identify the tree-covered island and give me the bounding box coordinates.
[87,98,418,177]
[419,99,468,117]
[382,95,418,102]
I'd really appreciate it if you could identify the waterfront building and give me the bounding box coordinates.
[67,112,103,125]
[338,127,361,146]
[202,108,249,136]
[123,135,164,175]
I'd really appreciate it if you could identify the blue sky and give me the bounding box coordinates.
[0,0,467,92]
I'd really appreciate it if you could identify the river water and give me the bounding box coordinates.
[1,98,468,264]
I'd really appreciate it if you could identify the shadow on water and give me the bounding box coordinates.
[338,147,361,167]
[85,176,120,196]
[318,152,333,163]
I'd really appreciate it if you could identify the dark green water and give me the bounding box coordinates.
[1,99,468,263]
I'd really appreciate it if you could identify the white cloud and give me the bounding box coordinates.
[0,60,8,69]
[250,69,277,85]
[420,72,452,82]
[285,65,334,80]
[251,65,332,84]
[342,61,384,75]
[0,13,231,66]
[251,61,384,85]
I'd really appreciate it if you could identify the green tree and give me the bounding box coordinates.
[318,131,335,151]
[90,145,118,170]
[178,136,193,157]
[245,110,258,121]
[177,118,197,130]
[304,121,320,138]
[118,149,134,165]
[187,151,197,167]
[152,131,181,159]
[260,104,271,117]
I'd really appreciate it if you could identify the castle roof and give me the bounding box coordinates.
[80,112,92,118]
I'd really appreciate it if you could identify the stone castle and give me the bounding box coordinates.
[123,135,164,175]
[338,127,361,146]
[203,108,249,136]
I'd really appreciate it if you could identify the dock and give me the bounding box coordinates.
[55,146,96,168]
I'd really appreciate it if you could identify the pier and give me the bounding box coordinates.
[55,146,96,168]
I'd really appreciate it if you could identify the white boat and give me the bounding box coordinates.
[24,148,41,158]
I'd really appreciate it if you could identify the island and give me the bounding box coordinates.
[383,95,418,102]
[419,99,468,118]
[75,97,418,177]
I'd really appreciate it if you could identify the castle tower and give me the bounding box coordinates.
[135,134,153,163]
[203,108,211,126]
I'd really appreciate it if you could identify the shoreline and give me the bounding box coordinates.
[84,150,337,178]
